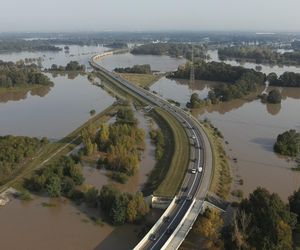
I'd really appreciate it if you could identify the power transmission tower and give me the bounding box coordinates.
[190,45,195,86]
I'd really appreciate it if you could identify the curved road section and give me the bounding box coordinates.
[90,54,213,250]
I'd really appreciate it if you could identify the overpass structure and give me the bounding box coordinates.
[90,52,213,250]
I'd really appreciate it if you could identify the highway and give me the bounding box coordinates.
[90,54,211,250]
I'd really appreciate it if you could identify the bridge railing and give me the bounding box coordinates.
[133,196,177,250]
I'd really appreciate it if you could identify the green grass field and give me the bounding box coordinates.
[151,108,190,197]
[117,73,162,88]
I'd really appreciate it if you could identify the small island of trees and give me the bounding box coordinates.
[274,129,300,157]
[47,61,86,72]
[260,89,282,104]
[81,107,145,179]
[171,60,266,102]
[0,60,53,88]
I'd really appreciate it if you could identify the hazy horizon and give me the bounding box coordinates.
[1,0,300,33]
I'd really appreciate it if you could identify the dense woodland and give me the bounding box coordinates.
[98,185,149,225]
[131,43,207,60]
[222,188,299,250]
[114,64,151,74]
[0,39,61,53]
[0,136,48,184]
[193,187,300,250]
[218,46,300,65]
[274,129,300,157]
[81,107,145,178]
[172,61,266,102]
[26,156,84,198]
[267,72,300,87]
[0,61,53,88]
[47,61,86,72]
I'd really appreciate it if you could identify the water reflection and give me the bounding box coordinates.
[0,85,52,103]
[0,74,114,139]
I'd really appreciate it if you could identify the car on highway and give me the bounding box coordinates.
[149,233,159,241]
[191,135,196,139]
[165,228,174,236]
[198,167,203,173]
[163,216,170,223]
[191,168,197,174]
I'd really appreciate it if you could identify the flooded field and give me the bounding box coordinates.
[0,196,161,250]
[0,74,114,140]
[97,52,186,72]
[0,45,109,69]
[197,87,300,200]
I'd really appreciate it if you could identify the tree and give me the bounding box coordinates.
[194,208,224,249]
[226,187,297,250]
[289,188,300,223]
[274,130,300,157]
[46,175,61,197]
[267,89,282,104]
[84,187,99,207]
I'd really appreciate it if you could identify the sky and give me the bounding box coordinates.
[0,0,299,32]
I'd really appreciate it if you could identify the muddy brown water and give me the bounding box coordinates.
[0,110,157,250]
[192,87,300,201]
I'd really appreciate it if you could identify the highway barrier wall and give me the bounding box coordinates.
[133,196,177,250]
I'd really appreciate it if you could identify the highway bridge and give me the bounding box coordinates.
[90,52,213,250]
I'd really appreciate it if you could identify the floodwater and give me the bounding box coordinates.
[0,45,109,69]
[147,50,300,200]
[0,74,114,140]
[196,87,300,201]
[97,52,186,73]
[207,49,300,75]
[150,77,218,107]
[0,110,158,250]
[0,195,161,250]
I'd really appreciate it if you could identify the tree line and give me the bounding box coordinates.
[114,64,152,74]
[47,61,86,72]
[195,187,300,250]
[149,128,165,161]
[267,72,300,87]
[0,39,61,53]
[0,135,48,184]
[0,61,53,88]
[131,43,207,60]
[218,46,300,65]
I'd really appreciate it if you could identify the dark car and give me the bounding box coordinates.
[165,228,174,235]
[149,233,158,241]
[163,216,170,223]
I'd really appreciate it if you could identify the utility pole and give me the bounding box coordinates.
[190,44,195,86]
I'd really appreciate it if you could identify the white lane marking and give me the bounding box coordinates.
[92,61,203,250]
